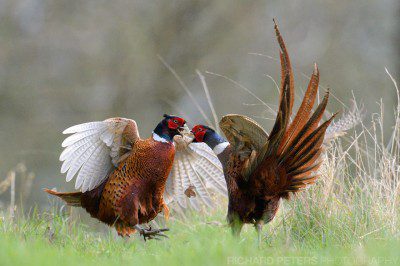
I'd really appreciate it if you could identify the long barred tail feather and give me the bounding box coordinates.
[44,188,82,206]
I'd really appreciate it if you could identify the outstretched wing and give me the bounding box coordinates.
[60,117,140,192]
[219,114,268,158]
[164,135,227,210]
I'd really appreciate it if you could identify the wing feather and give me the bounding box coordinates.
[67,139,102,182]
[219,114,268,154]
[61,133,104,174]
[61,129,103,147]
[185,157,213,207]
[60,118,140,192]
[176,158,188,208]
[59,133,99,162]
[194,162,227,195]
[62,121,106,134]
[165,136,227,210]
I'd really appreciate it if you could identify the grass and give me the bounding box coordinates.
[0,209,399,266]
[1,71,400,265]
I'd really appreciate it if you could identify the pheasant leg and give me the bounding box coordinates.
[255,221,263,248]
[134,225,169,241]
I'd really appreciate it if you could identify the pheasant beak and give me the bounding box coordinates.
[178,124,192,137]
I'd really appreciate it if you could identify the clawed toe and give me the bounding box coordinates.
[135,226,169,241]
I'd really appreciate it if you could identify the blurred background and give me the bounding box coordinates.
[0,0,399,208]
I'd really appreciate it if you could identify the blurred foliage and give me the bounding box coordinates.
[0,0,398,206]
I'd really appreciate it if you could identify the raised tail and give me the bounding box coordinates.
[244,20,336,199]
[44,189,82,206]
[271,21,336,197]
[261,90,335,199]
[276,100,336,198]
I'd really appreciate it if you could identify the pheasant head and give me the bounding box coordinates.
[153,114,187,142]
[191,125,228,154]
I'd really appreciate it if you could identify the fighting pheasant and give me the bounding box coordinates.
[191,21,335,243]
[45,114,226,239]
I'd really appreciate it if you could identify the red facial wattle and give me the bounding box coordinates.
[194,130,206,142]
[167,117,186,130]
[191,125,207,142]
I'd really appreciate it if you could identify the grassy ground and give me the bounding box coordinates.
[0,208,399,266]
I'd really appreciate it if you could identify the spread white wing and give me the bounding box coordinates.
[59,118,139,192]
[164,135,227,210]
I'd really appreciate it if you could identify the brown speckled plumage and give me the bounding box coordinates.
[99,138,174,235]
[217,146,281,234]
[46,137,175,236]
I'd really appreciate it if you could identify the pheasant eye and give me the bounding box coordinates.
[173,119,178,123]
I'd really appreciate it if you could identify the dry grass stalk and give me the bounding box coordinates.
[9,171,16,220]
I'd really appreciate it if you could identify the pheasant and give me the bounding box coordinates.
[45,114,226,239]
[191,21,335,244]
